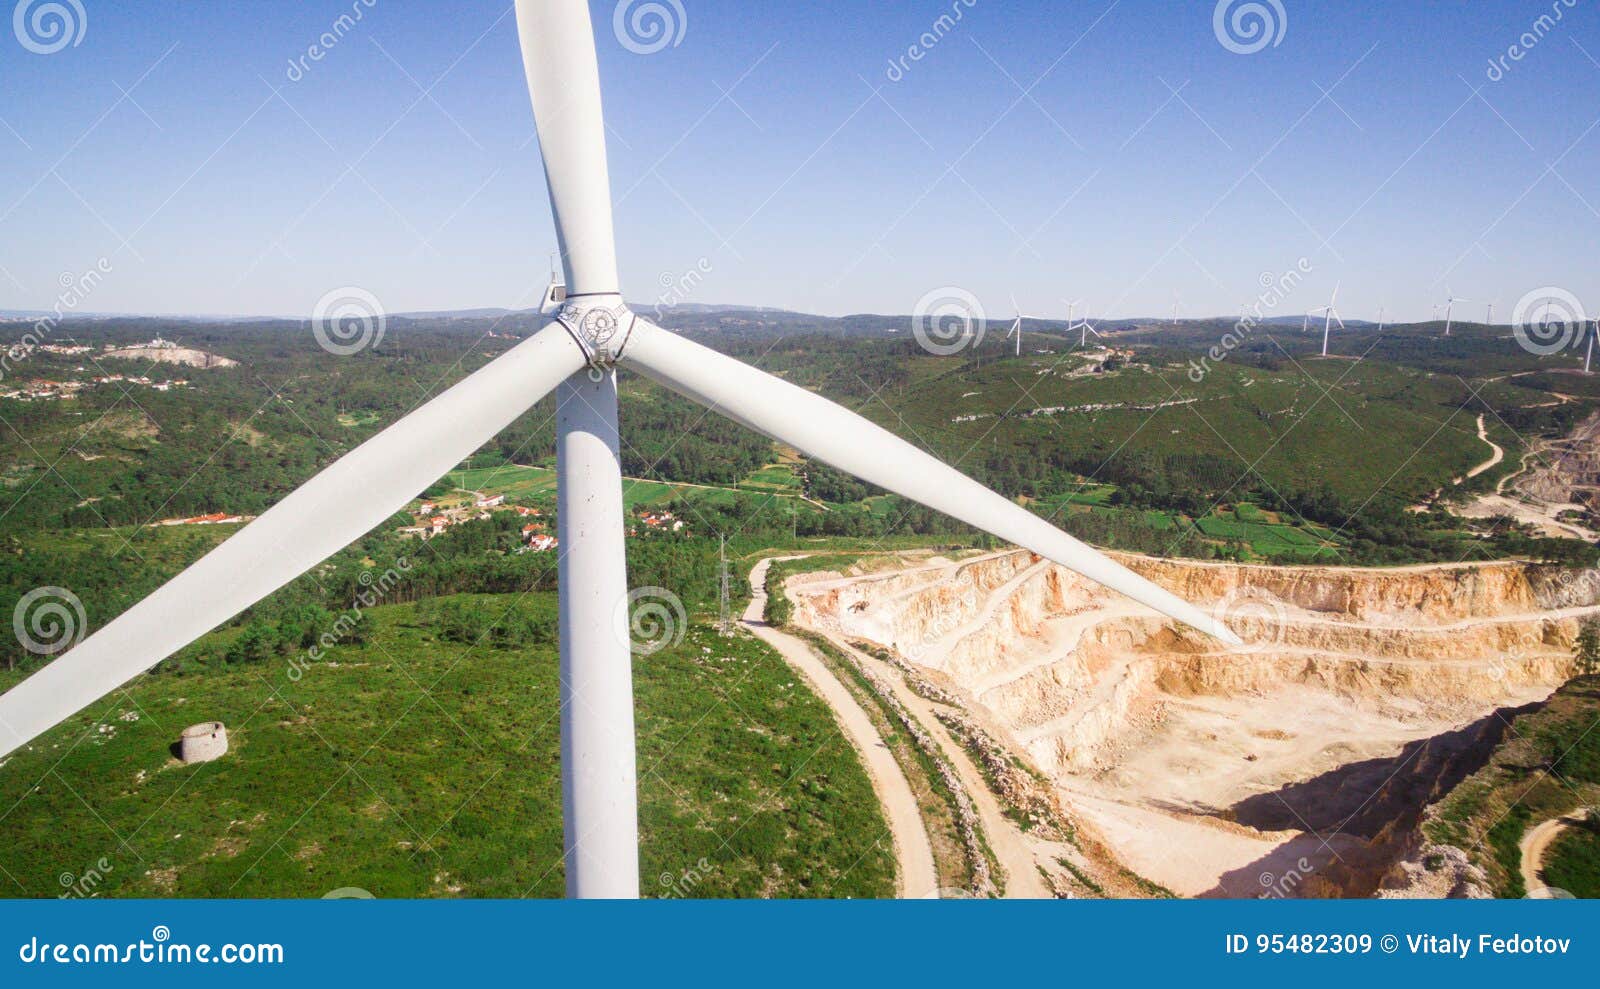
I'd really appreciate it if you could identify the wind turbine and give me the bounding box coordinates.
[540,251,567,314]
[1310,282,1344,357]
[0,1,1237,900]
[1376,306,1386,333]
[1006,294,1025,357]
[1441,291,1470,337]
[1171,292,1180,326]
[1586,321,1595,375]
[1485,302,1494,326]
[1065,300,1100,347]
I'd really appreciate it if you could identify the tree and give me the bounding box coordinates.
[1575,619,1600,677]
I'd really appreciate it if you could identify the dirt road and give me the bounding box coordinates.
[741,558,939,898]
[1465,414,1505,479]
[1520,809,1590,896]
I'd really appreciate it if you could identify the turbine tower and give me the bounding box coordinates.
[1310,282,1344,357]
[1065,300,1100,348]
[1006,294,1025,357]
[0,1,1237,900]
[1376,306,1386,333]
[1441,291,1470,337]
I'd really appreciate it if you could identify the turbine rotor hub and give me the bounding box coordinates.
[554,293,635,368]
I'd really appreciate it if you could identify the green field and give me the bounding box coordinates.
[0,595,894,899]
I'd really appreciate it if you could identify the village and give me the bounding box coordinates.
[1,374,191,402]
[396,492,687,553]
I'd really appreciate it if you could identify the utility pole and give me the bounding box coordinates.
[718,533,731,634]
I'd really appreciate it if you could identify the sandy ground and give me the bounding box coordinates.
[741,558,938,899]
[1520,809,1591,897]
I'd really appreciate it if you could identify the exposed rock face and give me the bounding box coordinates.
[791,550,1593,897]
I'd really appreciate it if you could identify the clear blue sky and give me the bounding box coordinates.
[0,0,1595,323]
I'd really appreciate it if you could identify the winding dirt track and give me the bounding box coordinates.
[1465,414,1505,479]
[741,558,938,899]
[1520,809,1590,896]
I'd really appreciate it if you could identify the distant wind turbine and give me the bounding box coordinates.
[1441,290,1470,337]
[1310,282,1345,357]
[1586,322,1595,375]
[540,251,567,313]
[1171,292,1180,326]
[0,0,1239,900]
[1065,300,1100,347]
[1376,306,1386,333]
[1005,294,1026,357]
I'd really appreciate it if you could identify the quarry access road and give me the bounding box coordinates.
[1466,414,1505,479]
[742,557,939,899]
[1520,809,1592,896]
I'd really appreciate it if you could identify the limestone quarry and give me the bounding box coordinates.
[787,549,1596,897]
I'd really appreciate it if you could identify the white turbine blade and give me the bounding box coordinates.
[515,0,619,294]
[619,321,1239,644]
[1334,311,1345,330]
[0,326,587,758]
